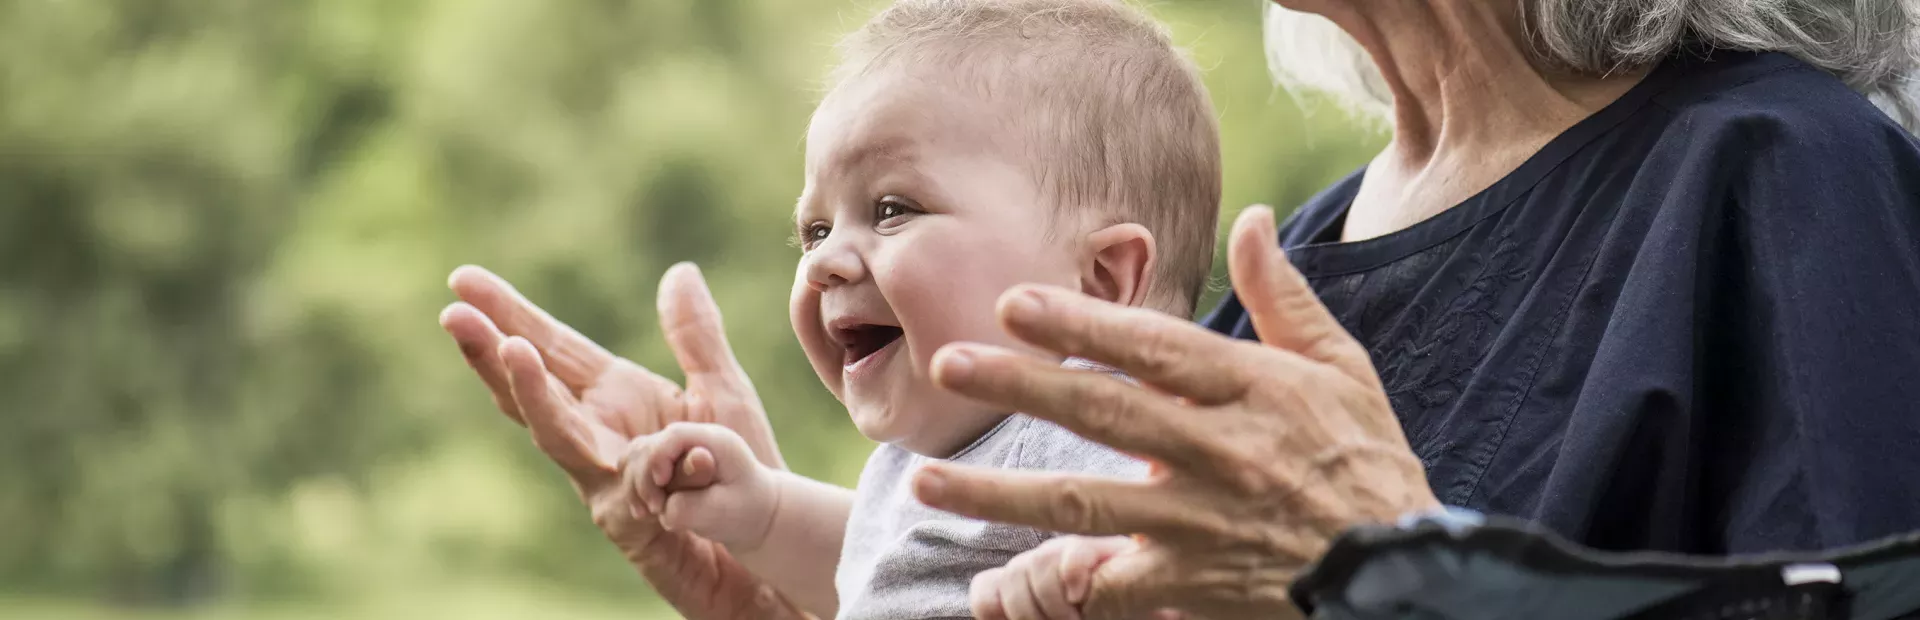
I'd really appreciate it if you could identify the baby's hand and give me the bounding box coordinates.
[971,535,1137,620]
[619,422,778,550]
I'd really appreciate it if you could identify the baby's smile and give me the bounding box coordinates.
[828,318,904,376]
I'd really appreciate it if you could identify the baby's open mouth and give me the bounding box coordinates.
[836,324,904,367]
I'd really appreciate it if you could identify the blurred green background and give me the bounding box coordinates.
[0,0,1381,618]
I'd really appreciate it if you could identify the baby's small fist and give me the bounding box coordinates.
[972,535,1136,620]
[615,422,775,547]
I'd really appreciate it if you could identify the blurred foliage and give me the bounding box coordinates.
[0,0,1382,616]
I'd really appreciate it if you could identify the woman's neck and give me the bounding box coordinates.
[1310,0,1647,240]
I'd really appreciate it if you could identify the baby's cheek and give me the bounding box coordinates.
[881,226,1075,387]
[886,245,1012,339]
[788,283,842,396]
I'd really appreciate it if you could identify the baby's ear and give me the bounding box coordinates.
[1081,223,1156,308]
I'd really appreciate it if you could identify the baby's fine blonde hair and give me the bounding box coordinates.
[831,0,1223,315]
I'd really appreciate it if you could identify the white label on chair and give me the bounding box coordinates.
[1781,563,1842,585]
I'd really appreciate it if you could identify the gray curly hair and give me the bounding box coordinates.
[1263,0,1920,130]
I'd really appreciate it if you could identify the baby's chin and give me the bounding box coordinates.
[847,400,943,447]
[847,402,909,445]
[848,401,1012,458]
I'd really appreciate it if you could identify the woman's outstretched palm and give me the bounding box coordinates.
[440,263,803,620]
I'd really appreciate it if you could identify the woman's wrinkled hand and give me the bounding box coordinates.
[439,262,807,620]
[913,206,1441,620]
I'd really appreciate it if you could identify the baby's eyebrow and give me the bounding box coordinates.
[833,136,918,174]
[848,141,912,168]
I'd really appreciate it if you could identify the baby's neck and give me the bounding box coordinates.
[894,358,1129,458]
[894,410,1016,460]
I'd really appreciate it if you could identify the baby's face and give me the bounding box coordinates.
[791,69,1078,457]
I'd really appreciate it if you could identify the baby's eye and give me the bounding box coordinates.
[799,223,830,249]
[876,197,917,222]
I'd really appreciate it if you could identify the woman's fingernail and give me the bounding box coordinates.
[1003,287,1045,318]
[500,336,533,360]
[914,467,948,503]
[629,499,643,521]
[937,349,975,381]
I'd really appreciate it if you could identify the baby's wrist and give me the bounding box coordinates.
[719,466,787,555]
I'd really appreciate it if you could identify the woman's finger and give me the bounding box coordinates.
[658,267,788,471]
[450,265,617,393]
[749,583,815,620]
[1059,536,1134,606]
[991,285,1252,405]
[1225,207,1377,388]
[441,302,523,424]
[932,344,1231,475]
[1077,546,1191,620]
[911,464,1184,537]
[618,435,670,516]
[501,337,614,482]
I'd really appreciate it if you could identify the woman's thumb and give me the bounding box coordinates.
[1226,206,1377,388]
[658,262,747,381]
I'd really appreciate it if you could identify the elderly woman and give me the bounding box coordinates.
[440,0,1920,617]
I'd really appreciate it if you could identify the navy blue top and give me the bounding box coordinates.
[1203,48,1920,556]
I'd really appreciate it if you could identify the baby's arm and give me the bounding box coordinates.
[620,422,852,617]
[970,535,1137,620]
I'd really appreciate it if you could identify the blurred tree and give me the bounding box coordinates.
[0,0,421,604]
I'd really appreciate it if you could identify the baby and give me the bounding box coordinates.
[621,1,1220,618]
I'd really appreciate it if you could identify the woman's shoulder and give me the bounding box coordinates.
[1616,50,1920,229]
[1649,50,1919,160]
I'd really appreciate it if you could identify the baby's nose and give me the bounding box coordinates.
[804,236,865,291]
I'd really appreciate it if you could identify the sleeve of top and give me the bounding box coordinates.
[1693,109,1920,553]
